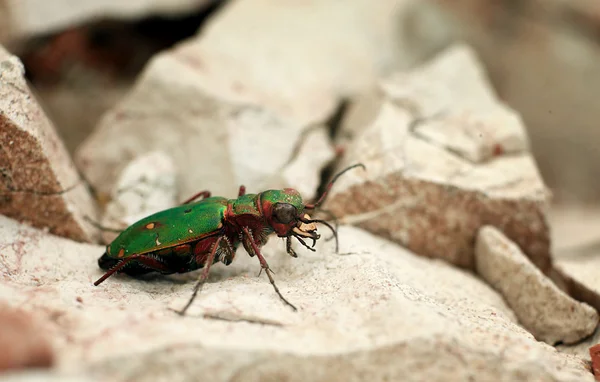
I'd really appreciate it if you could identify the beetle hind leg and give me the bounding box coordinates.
[94,254,173,286]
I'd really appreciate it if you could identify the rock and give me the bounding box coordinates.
[0,305,54,372]
[268,126,336,200]
[548,205,600,360]
[411,0,600,203]
[325,44,551,271]
[99,151,177,244]
[76,0,406,200]
[0,45,98,242]
[475,226,599,345]
[591,344,600,382]
[0,214,594,381]
[0,0,214,43]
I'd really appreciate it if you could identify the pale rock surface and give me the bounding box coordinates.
[0,0,213,43]
[0,46,98,242]
[0,215,593,381]
[76,0,406,199]
[264,126,335,201]
[99,151,177,244]
[475,226,598,345]
[548,204,600,360]
[326,44,551,271]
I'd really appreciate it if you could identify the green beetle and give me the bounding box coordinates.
[94,164,364,315]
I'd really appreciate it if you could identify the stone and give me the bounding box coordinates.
[0,305,54,373]
[409,0,600,203]
[268,126,336,201]
[76,0,406,200]
[591,344,600,382]
[475,226,599,345]
[0,45,98,242]
[325,44,551,272]
[0,214,594,381]
[549,205,600,360]
[99,151,177,244]
[0,0,214,43]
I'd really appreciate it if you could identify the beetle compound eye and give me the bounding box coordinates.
[273,203,297,224]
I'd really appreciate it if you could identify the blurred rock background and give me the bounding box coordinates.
[3,0,599,205]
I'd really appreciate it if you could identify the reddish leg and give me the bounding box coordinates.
[176,236,223,316]
[242,227,297,311]
[181,190,211,205]
[238,185,246,197]
[94,254,172,286]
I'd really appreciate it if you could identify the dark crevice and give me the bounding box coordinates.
[313,99,351,202]
[17,0,228,84]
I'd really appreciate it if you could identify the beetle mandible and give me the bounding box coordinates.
[93,163,365,315]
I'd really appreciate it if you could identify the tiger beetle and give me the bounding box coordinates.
[93,164,365,316]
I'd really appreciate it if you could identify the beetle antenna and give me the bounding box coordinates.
[304,163,365,210]
[316,208,339,242]
[299,217,339,253]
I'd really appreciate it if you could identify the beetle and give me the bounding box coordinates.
[93,163,364,315]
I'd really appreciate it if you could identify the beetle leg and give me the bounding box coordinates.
[180,190,211,205]
[176,236,223,316]
[93,254,172,286]
[285,236,298,258]
[242,227,297,311]
[238,185,246,197]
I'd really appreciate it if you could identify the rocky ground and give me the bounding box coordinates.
[2,0,600,381]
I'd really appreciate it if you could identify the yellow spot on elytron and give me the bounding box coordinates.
[155,237,162,246]
[117,248,125,258]
[188,229,193,234]
[217,222,223,229]
[146,222,155,229]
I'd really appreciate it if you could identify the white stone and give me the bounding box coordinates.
[76,0,407,200]
[326,44,551,271]
[0,45,98,242]
[0,215,593,381]
[475,226,599,345]
[100,151,177,243]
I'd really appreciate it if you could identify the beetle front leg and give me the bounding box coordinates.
[242,227,297,311]
[175,236,223,316]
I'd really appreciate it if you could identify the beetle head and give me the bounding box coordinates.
[260,189,320,242]
[259,164,365,253]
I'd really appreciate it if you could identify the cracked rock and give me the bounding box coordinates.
[325,44,551,271]
[76,0,406,200]
[99,151,177,244]
[0,45,98,242]
[475,226,599,345]
[0,214,593,381]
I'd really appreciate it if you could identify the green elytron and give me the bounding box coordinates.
[94,164,364,315]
